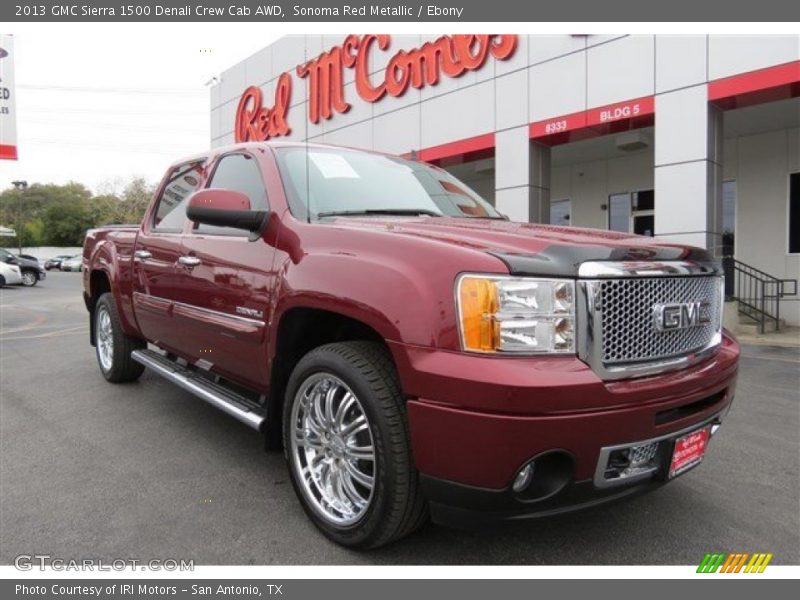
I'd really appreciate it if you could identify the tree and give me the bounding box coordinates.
[41,201,94,246]
[23,218,46,247]
[0,177,155,248]
[119,177,155,224]
[88,194,118,226]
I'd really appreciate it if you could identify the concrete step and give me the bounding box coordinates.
[734,325,800,348]
[724,300,788,335]
[737,323,762,336]
[736,318,781,333]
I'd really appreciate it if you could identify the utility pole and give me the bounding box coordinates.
[11,180,27,254]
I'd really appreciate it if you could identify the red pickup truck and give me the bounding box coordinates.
[83,142,739,548]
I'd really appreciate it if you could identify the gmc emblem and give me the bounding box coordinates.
[653,301,711,331]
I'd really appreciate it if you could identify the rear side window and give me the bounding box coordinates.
[152,161,205,231]
[194,153,268,236]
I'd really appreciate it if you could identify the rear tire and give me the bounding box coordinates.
[0,275,5,287]
[95,292,146,383]
[283,341,427,549]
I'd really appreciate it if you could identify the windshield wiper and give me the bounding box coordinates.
[316,208,443,218]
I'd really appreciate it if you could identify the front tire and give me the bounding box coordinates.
[283,341,427,549]
[94,292,146,383]
[21,270,38,287]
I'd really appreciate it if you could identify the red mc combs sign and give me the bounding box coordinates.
[234,34,518,142]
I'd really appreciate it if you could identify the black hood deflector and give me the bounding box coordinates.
[490,244,719,278]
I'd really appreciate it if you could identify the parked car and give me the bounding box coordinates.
[45,255,74,270]
[0,248,46,286]
[17,254,40,262]
[0,260,23,286]
[60,255,83,272]
[82,142,739,549]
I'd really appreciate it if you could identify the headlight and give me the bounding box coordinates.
[456,274,576,354]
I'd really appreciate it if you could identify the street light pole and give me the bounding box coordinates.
[11,180,27,254]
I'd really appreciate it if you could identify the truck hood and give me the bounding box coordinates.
[323,216,717,277]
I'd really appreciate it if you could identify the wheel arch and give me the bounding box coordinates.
[87,269,113,346]
[265,306,397,451]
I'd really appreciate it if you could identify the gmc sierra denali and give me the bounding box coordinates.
[83,142,739,548]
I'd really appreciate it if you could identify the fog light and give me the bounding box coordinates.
[629,441,659,466]
[604,441,661,483]
[512,463,534,492]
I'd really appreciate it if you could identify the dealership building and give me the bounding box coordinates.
[210,34,800,327]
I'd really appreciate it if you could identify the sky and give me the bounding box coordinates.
[0,24,279,193]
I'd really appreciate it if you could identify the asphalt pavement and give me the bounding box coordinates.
[1,272,798,565]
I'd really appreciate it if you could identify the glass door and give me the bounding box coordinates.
[608,189,654,236]
[631,190,654,236]
[550,198,571,226]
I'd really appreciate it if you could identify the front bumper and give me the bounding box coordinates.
[389,333,739,521]
[420,411,726,526]
[421,474,665,526]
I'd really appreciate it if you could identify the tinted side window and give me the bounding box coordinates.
[153,161,205,231]
[196,153,267,235]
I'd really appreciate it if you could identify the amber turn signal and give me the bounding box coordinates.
[458,276,499,351]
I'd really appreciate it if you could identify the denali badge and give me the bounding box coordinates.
[236,306,264,319]
[653,301,711,331]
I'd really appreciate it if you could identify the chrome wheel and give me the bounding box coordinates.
[96,307,114,372]
[290,373,375,526]
[21,271,36,286]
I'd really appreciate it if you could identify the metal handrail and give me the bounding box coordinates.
[722,256,797,334]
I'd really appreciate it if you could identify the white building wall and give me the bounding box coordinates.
[211,35,800,147]
[727,127,800,325]
[211,34,799,150]
[210,33,800,324]
[708,35,800,80]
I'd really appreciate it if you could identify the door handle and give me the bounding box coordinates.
[134,250,152,260]
[178,256,201,268]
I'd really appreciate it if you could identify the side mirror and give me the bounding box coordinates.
[186,189,267,233]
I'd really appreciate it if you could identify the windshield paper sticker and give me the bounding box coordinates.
[309,152,360,179]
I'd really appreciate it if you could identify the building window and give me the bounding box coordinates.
[608,193,630,232]
[790,173,799,254]
[722,180,736,257]
[631,190,654,237]
[608,189,655,236]
[550,199,570,226]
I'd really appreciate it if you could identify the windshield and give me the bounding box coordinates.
[274,147,502,221]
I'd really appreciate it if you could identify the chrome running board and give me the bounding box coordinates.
[131,349,266,431]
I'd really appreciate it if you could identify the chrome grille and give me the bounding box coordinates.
[598,276,721,365]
